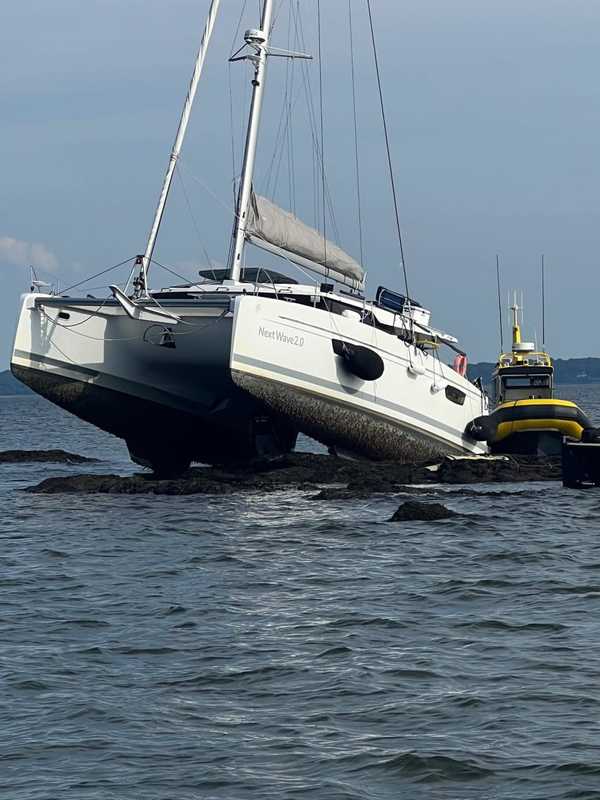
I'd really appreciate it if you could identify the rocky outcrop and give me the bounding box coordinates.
[24,452,561,496]
[433,455,561,484]
[390,501,458,522]
[0,449,99,464]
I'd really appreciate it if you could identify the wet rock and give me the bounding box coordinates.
[0,449,99,464]
[310,479,403,501]
[434,455,561,484]
[24,452,562,496]
[310,486,373,501]
[27,473,237,496]
[390,501,458,522]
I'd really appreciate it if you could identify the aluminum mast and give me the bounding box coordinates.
[227,0,275,282]
[135,0,222,296]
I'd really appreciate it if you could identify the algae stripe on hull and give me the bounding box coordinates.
[233,354,468,443]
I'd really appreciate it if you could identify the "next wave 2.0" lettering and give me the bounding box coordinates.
[258,326,305,347]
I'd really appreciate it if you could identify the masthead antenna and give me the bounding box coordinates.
[541,253,546,349]
[496,254,504,352]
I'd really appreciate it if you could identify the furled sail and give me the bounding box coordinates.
[245,193,364,289]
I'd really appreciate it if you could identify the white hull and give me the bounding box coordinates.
[230,296,488,461]
[11,293,297,469]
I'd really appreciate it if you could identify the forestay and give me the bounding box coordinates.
[246,193,365,290]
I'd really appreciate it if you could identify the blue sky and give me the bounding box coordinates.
[3,0,600,365]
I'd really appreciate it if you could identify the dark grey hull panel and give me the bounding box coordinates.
[12,364,297,466]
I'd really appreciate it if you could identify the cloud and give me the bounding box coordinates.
[0,236,58,272]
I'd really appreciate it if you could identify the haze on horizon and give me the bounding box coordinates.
[2,0,600,367]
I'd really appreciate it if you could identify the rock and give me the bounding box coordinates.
[27,473,237,496]
[23,452,563,496]
[434,455,560,484]
[310,486,373,501]
[310,479,403,501]
[0,449,99,464]
[390,501,458,521]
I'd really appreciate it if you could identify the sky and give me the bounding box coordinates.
[3,0,600,365]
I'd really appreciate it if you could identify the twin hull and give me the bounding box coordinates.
[230,296,488,461]
[11,292,487,465]
[10,294,295,466]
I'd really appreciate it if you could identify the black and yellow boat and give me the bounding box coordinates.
[467,302,590,455]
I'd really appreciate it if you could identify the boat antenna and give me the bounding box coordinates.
[496,254,504,352]
[133,0,222,298]
[541,253,546,349]
[365,0,410,300]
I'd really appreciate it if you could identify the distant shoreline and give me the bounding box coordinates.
[468,358,600,387]
[3,365,600,397]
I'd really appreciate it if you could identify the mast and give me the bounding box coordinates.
[541,253,546,349]
[496,254,504,353]
[135,0,222,297]
[511,294,522,349]
[227,0,275,282]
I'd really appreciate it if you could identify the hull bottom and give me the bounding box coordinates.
[233,371,462,462]
[12,365,297,471]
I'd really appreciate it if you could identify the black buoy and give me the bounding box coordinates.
[332,339,384,381]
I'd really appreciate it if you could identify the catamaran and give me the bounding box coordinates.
[11,0,488,474]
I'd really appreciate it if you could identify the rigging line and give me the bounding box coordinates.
[270,88,305,201]
[38,298,111,329]
[228,0,250,206]
[229,0,250,56]
[177,157,240,219]
[284,2,299,215]
[348,0,365,269]
[60,256,137,295]
[289,1,302,215]
[292,5,340,243]
[264,64,293,196]
[286,4,294,212]
[265,75,304,201]
[263,11,303,201]
[496,254,504,352]
[365,0,410,299]
[39,306,229,343]
[541,253,546,348]
[228,1,249,204]
[124,261,138,294]
[228,65,237,196]
[316,0,327,267]
[175,163,214,267]
[271,0,288,31]
[149,257,199,286]
[293,5,321,221]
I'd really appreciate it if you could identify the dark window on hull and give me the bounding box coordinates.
[445,385,466,406]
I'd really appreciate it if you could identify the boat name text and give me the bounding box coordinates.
[259,326,305,347]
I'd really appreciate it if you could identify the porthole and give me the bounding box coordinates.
[445,385,466,406]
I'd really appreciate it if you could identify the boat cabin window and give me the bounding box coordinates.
[497,373,552,402]
[445,385,466,406]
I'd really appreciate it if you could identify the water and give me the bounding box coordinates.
[2,386,600,799]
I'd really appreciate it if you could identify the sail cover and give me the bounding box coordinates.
[246,193,364,289]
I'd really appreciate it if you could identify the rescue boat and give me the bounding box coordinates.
[467,301,590,455]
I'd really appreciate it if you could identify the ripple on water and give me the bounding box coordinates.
[3,392,600,799]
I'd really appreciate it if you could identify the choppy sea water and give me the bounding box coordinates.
[2,385,600,800]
